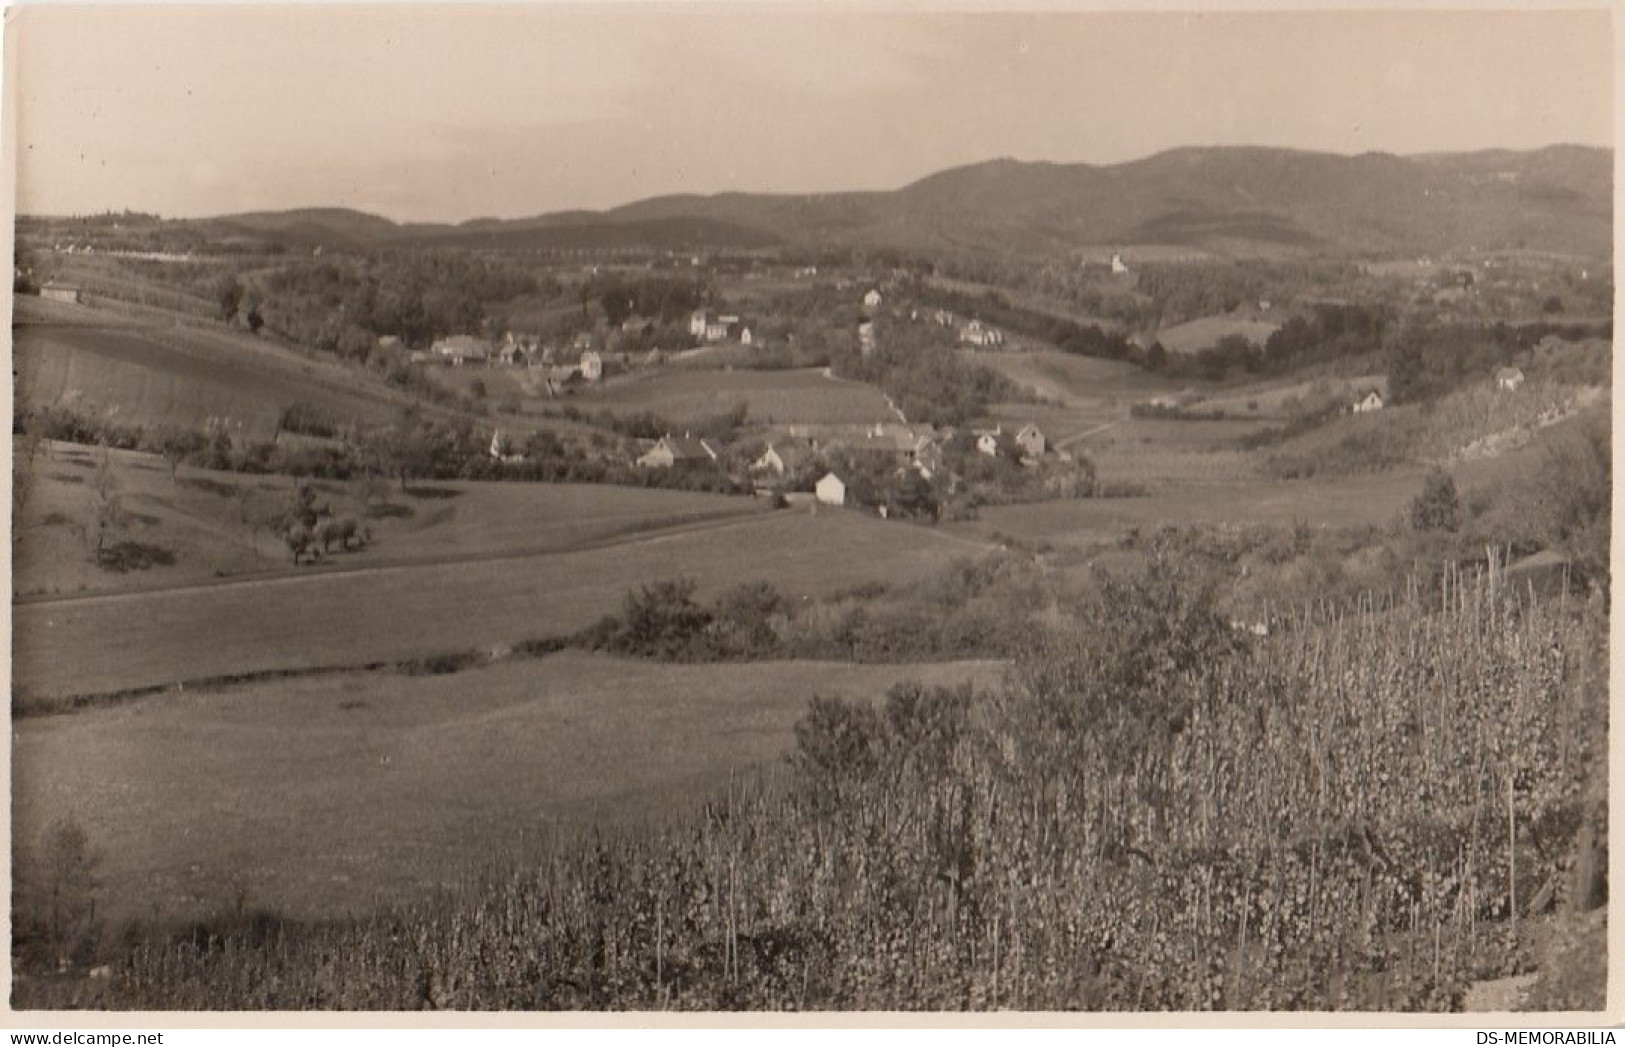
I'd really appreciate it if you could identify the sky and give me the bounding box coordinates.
[7,4,1616,223]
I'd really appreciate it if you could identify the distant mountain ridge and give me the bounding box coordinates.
[193,144,1613,259]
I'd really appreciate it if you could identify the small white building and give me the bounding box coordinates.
[39,283,82,304]
[976,428,1002,457]
[1111,253,1130,276]
[579,351,604,382]
[740,326,754,347]
[752,444,786,476]
[858,320,876,355]
[430,335,491,366]
[1495,366,1525,392]
[815,472,847,506]
[959,319,1006,348]
[863,289,883,310]
[1351,389,1385,414]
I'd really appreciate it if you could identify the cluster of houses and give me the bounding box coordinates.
[418,331,606,395]
[688,309,754,346]
[919,308,1007,348]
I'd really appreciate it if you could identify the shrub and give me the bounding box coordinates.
[1410,467,1462,533]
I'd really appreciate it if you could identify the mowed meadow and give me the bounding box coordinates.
[574,367,900,425]
[13,475,993,704]
[13,653,1007,926]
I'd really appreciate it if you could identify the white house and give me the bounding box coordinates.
[579,350,604,382]
[739,326,754,347]
[489,429,524,464]
[752,444,786,476]
[959,319,1006,348]
[1111,253,1131,276]
[1495,366,1525,392]
[815,472,847,507]
[430,335,491,366]
[1015,423,1046,459]
[976,428,1002,457]
[858,320,876,355]
[863,289,883,310]
[1351,389,1385,414]
[688,309,710,338]
[637,434,717,469]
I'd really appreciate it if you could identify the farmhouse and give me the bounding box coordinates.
[498,332,537,366]
[958,319,1006,348]
[1495,366,1525,391]
[976,427,1002,457]
[637,434,718,469]
[1351,389,1385,414]
[431,335,491,366]
[739,326,754,347]
[579,350,604,382]
[688,309,710,338]
[1015,423,1046,459]
[815,472,847,507]
[39,282,82,304]
[488,429,524,464]
[863,289,883,310]
[752,444,786,476]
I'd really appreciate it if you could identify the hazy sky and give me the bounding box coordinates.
[8,4,1615,222]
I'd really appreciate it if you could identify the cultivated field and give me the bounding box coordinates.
[13,652,1008,924]
[574,367,898,425]
[13,319,407,441]
[14,507,995,703]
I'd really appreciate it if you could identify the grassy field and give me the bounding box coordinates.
[13,444,771,599]
[1155,312,1282,354]
[1194,373,1388,419]
[951,468,1431,547]
[12,652,1007,925]
[573,367,897,425]
[13,319,406,441]
[14,506,994,703]
[972,349,1167,407]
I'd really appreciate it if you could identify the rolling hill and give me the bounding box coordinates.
[159,144,1611,259]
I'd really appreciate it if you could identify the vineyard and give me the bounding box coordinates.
[14,556,1604,1012]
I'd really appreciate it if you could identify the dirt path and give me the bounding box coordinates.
[1054,414,1127,450]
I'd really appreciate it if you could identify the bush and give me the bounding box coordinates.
[1410,467,1462,533]
[13,818,104,974]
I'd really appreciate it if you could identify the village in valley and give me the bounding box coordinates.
[6,5,1613,1016]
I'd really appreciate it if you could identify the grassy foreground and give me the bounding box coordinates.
[14,564,1606,1011]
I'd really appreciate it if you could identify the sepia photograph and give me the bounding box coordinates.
[3,2,1614,1018]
